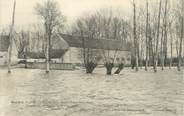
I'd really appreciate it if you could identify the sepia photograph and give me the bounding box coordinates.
[0,0,184,116]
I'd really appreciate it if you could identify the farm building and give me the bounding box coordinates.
[60,34,131,66]
[19,33,131,66]
[24,34,69,60]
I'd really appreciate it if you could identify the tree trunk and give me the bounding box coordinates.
[114,63,124,74]
[169,23,173,69]
[45,26,50,73]
[133,0,139,71]
[86,61,97,73]
[150,36,155,69]
[46,37,50,73]
[24,47,28,68]
[161,29,164,70]
[178,17,183,71]
[148,35,152,66]
[8,0,16,73]
[160,0,168,70]
[145,0,149,71]
[48,30,52,61]
[105,62,114,75]
[82,32,86,67]
[154,0,162,72]
[169,35,173,69]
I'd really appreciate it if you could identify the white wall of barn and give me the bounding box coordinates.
[0,52,7,65]
[0,51,18,66]
[62,47,82,64]
[62,47,131,66]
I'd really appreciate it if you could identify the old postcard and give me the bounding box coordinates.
[0,0,184,116]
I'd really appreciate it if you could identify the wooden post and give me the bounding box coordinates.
[8,0,16,73]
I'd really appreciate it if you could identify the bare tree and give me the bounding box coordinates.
[35,0,65,73]
[73,16,99,74]
[76,20,86,67]
[178,15,184,71]
[7,0,16,73]
[145,0,149,71]
[173,0,184,71]
[179,0,184,71]
[153,0,162,72]
[169,21,173,69]
[16,30,29,68]
[132,0,139,71]
[72,9,130,75]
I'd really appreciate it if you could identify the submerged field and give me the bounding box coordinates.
[0,67,184,116]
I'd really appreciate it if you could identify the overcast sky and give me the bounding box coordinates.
[0,0,133,28]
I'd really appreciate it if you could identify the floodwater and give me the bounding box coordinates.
[0,67,184,116]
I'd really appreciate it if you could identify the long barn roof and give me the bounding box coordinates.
[26,34,69,59]
[0,33,130,59]
[60,34,130,51]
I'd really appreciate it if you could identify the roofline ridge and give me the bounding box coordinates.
[59,33,125,42]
